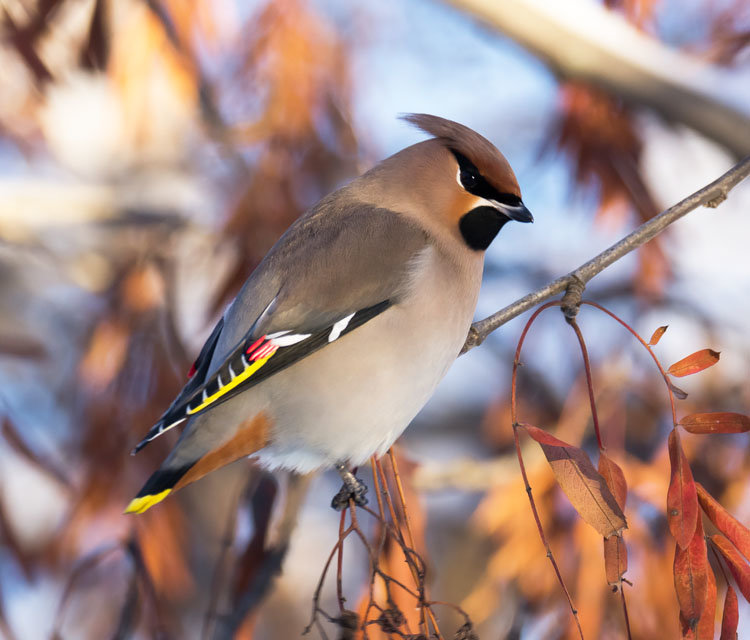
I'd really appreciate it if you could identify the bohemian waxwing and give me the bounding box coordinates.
[126,114,532,514]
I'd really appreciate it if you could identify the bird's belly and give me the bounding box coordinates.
[255,280,476,473]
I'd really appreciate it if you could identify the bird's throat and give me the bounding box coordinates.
[458,206,509,251]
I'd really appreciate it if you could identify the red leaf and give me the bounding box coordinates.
[719,584,738,640]
[697,483,750,561]
[680,413,750,434]
[522,424,626,537]
[521,423,571,447]
[674,516,709,627]
[668,349,720,377]
[668,430,699,549]
[649,325,668,345]
[712,534,750,602]
[695,564,717,640]
[679,613,695,640]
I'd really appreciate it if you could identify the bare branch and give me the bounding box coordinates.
[445,0,750,157]
[463,155,750,353]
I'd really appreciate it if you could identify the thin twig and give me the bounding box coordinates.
[510,301,585,638]
[568,319,604,451]
[463,155,750,352]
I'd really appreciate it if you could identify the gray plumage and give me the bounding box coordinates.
[127,114,531,513]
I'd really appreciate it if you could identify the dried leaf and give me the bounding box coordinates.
[673,516,708,626]
[697,484,750,560]
[598,453,628,584]
[603,535,628,586]
[522,424,626,537]
[719,584,738,640]
[598,453,627,509]
[649,325,668,345]
[712,534,750,602]
[668,349,720,377]
[695,565,717,640]
[667,430,699,549]
[670,381,689,400]
[680,413,750,434]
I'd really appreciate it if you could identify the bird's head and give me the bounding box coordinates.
[392,113,533,251]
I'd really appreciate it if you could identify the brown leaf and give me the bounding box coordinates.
[673,516,709,627]
[697,484,750,560]
[712,534,750,602]
[695,554,716,640]
[719,584,738,640]
[598,453,627,509]
[680,413,750,434]
[522,424,626,537]
[668,349,720,377]
[598,453,628,585]
[667,430,699,549]
[603,535,628,586]
[649,325,668,345]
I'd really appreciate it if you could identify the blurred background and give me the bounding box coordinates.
[1,0,750,638]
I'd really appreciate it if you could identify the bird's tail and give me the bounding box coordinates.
[124,464,194,514]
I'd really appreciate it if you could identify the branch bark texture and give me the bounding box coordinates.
[463,155,750,353]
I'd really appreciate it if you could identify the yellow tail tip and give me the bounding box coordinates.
[124,489,172,514]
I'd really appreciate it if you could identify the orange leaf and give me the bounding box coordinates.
[719,584,738,640]
[695,562,716,640]
[674,516,709,627]
[598,453,627,509]
[668,349,720,377]
[649,325,668,345]
[697,483,750,561]
[668,430,699,549]
[680,413,750,434]
[522,424,626,537]
[712,534,750,602]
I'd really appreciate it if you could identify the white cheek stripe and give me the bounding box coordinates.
[329,313,355,343]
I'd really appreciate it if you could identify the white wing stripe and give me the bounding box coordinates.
[271,333,311,347]
[328,313,355,343]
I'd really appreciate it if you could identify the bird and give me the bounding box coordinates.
[125,114,532,514]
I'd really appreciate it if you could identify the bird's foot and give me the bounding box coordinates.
[331,464,368,510]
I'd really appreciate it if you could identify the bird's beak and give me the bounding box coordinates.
[491,200,534,223]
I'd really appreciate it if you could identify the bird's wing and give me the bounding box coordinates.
[132,201,428,453]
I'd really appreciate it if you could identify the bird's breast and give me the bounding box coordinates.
[254,245,483,473]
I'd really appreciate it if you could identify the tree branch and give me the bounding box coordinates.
[463,155,750,353]
[445,0,750,157]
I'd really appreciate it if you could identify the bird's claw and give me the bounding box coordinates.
[331,465,368,510]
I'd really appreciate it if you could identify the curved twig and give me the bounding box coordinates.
[462,155,750,353]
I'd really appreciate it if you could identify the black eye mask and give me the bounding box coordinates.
[450,149,521,206]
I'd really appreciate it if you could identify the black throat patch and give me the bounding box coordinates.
[459,206,510,251]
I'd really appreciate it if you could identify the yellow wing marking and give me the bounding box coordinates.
[186,352,275,416]
[124,489,172,514]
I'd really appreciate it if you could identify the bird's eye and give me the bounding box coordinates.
[460,169,478,190]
